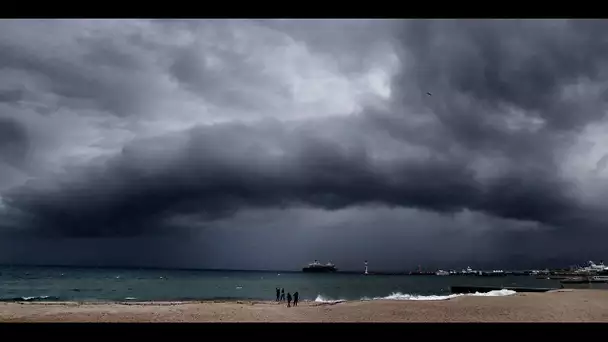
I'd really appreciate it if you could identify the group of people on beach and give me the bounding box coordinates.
[276,287,299,307]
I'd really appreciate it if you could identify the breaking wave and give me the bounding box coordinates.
[365,289,517,301]
[314,289,516,303]
[314,294,347,304]
[468,289,517,297]
[366,293,461,301]
[0,295,61,302]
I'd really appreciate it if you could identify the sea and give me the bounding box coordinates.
[0,266,562,303]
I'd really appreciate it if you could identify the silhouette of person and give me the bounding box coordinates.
[280,288,285,302]
[287,292,292,307]
[276,287,280,302]
[293,291,299,307]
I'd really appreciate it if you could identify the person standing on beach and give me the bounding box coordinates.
[293,292,299,307]
[287,292,292,307]
[276,288,280,302]
[280,288,285,302]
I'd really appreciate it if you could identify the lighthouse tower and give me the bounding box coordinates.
[364,260,368,275]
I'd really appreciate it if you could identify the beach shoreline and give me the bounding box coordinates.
[1,289,608,322]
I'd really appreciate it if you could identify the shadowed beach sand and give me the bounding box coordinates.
[1,290,607,322]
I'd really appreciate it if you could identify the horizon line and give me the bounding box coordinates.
[0,263,575,273]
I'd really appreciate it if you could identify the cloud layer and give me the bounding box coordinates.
[1,19,608,267]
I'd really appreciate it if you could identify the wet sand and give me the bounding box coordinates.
[1,289,607,322]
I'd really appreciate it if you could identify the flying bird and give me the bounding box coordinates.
[426,92,432,96]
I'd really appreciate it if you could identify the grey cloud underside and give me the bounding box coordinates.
[1,118,582,237]
[1,19,608,241]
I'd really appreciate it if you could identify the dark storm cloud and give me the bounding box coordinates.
[1,19,608,249]
[395,20,608,133]
[0,20,164,118]
[0,116,29,168]
[0,88,25,103]
[383,19,608,225]
[255,19,400,75]
[168,43,281,112]
[0,117,581,237]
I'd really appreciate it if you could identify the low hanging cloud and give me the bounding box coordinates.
[1,117,580,238]
[1,19,608,252]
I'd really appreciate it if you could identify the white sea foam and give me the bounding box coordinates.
[316,289,516,303]
[469,289,517,297]
[314,294,347,304]
[373,293,461,301]
[365,289,516,301]
[21,296,52,301]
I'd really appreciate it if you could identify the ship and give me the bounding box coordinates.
[435,270,450,276]
[302,260,337,273]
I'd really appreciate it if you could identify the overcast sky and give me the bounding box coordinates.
[1,19,608,271]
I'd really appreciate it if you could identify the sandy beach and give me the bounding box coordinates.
[0,289,607,322]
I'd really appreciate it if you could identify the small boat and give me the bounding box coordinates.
[560,275,608,290]
[436,270,450,276]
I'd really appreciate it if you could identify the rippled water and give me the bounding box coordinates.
[0,266,561,302]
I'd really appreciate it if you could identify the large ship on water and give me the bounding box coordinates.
[302,260,337,273]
